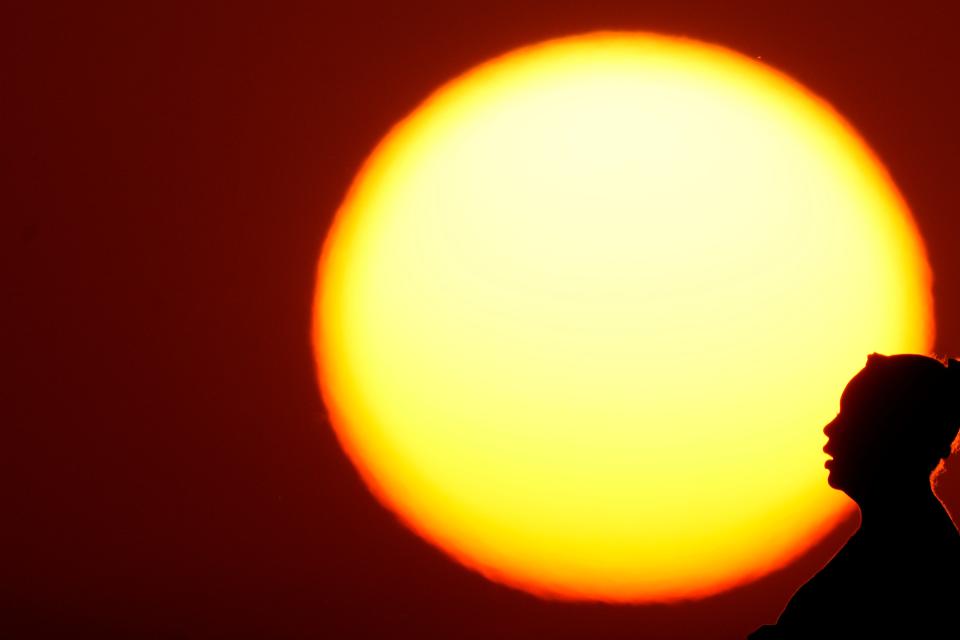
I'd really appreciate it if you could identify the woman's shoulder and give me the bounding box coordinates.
[766,525,957,635]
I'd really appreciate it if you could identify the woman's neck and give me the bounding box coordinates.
[855,481,946,530]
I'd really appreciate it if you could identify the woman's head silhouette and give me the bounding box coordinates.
[823,353,960,503]
[752,355,960,638]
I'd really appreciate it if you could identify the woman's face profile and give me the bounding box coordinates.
[822,366,893,498]
[821,354,951,501]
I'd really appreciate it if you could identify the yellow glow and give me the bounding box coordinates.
[314,33,933,601]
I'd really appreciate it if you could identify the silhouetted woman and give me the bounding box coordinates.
[749,353,960,638]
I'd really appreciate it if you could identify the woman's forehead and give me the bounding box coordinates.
[839,357,940,412]
[839,367,880,410]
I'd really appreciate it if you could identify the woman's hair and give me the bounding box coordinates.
[939,357,960,478]
[865,353,960,479]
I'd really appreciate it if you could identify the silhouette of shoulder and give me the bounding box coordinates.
[765,505,959,637]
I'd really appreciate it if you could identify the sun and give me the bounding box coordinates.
[313,32,933,601]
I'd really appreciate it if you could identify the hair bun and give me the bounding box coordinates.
[948,359,960,416]
[867,352,889,366]
[946,359,960,453]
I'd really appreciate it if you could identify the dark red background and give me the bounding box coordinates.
[5,2,959,638]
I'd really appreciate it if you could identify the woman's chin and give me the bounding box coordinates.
[826,469,845,490]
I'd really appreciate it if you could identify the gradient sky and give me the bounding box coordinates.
[5,2,960,638]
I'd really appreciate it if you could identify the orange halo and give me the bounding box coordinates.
[313,32,934,601]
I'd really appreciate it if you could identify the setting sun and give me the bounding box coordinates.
[313,32,933,601]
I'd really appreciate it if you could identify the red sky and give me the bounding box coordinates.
[5,2,960,638]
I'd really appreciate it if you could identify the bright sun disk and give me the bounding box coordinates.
[314,32,934,602]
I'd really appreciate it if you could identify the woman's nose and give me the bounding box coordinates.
[823,416,839,437]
